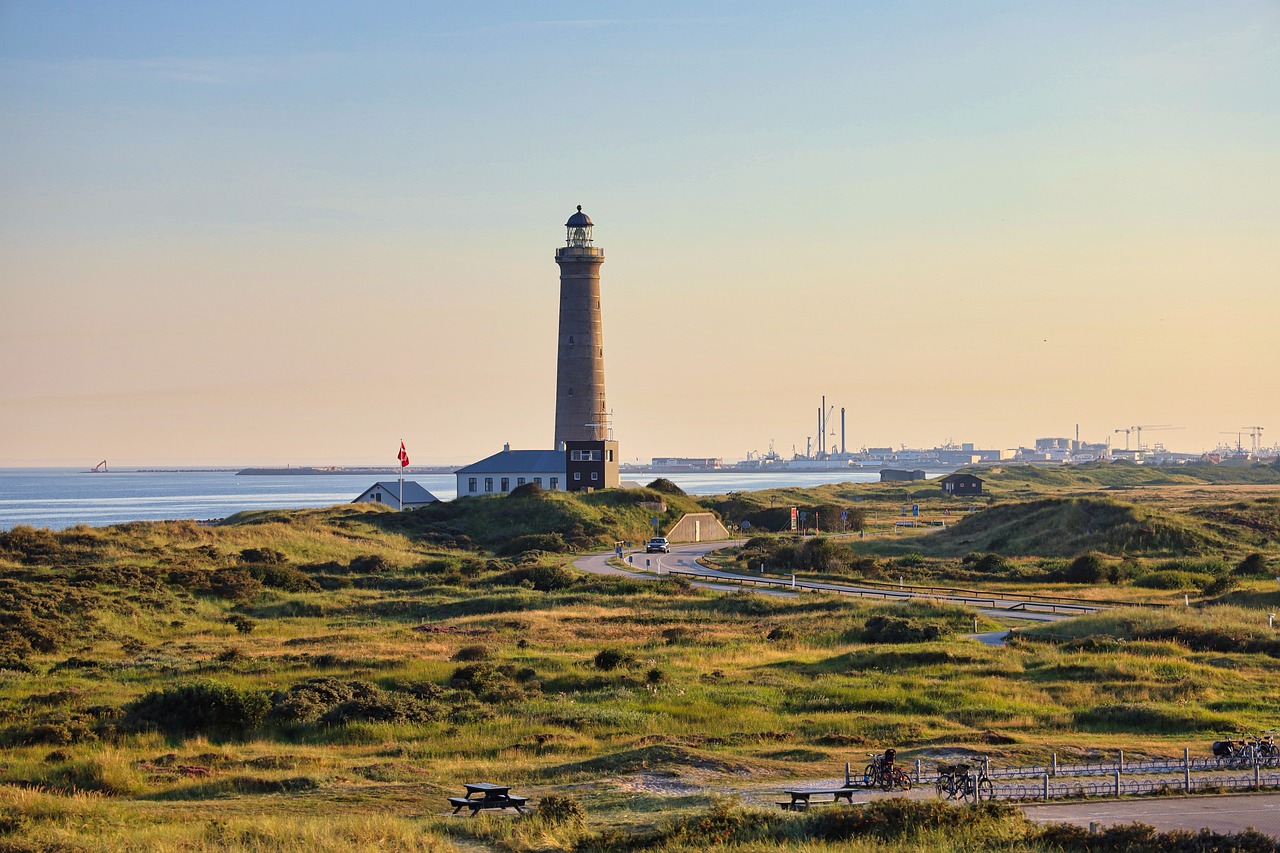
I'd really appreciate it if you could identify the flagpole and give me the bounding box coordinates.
[399,439,404,510]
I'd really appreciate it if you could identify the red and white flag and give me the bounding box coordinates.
[397,441,410,468]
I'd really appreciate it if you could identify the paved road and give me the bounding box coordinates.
[576,542,1089,622]
[1022,792,1280,839]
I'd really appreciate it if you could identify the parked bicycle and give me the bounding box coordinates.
[863,749,912,791]
[1212,737,1266,763]
[935,763,993,803]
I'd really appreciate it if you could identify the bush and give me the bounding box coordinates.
[1235,553,1270,577]
[124,681,270,738]
[507,482,545,499]
[238,547,286,565]
[451,645,491,662]
[646,478,686,496]
[1134,571,1212,591]
[498,533,569,556]
[862,615,946,644]
[349,554,392,574]
[537,794,585,827]
[592,649,632,671]
[1201,574,1239,596]
[1063,552,1107,584]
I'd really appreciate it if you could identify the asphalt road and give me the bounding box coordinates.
[575,542,1087,622]
[1022,792,1280,839]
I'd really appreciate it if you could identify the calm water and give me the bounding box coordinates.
[0,467,918,531]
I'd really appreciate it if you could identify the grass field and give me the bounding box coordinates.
[1,473,1279,851]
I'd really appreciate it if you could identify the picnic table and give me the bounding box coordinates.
[778,786,861,811]
[447,782,529,816]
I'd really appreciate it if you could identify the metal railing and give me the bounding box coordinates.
[891,749,1280,802]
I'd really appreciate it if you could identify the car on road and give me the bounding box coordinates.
[645,537,671,553]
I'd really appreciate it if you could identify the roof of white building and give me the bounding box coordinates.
[454,449,565,475]
[354,481,439,504]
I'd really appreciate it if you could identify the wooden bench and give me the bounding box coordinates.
[780,788,861,810]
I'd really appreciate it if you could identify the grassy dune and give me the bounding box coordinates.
[1,481,1279,850]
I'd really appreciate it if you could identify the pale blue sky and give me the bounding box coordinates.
[2,2,1277,464]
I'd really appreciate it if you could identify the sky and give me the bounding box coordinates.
[1,1,1277,466]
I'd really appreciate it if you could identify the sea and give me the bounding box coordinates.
[0,468,925,532]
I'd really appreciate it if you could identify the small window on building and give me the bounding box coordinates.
[534,477,543,486]
[468,478,477,492]
[550,477,558,489]
[484,478,493,493]
[374,493,381,502]
[574,472,581,480]
[501,477,510,491]
[517,477,525,486]
[568,387,573,396]
[607,449,614,462]
[591,472,598,481]
[568,335,574,346]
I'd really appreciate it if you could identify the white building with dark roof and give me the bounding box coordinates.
[353,481,439,510]
[454,444,566,497]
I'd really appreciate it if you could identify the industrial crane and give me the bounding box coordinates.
[1243,426,1265,456]
[1113,425,1180,451]
[90,460,108,473]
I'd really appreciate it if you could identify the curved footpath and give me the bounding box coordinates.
[575,541,1088,623]
[574,541,1280,839]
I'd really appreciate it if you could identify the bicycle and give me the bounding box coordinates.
[935,763,993,803]
[862,750,911,791]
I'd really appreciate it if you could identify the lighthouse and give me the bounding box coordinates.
[554,206,608,446]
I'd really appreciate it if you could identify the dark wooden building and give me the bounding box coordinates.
[939,473,984,496]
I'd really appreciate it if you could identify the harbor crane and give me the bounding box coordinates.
[1113,425,1179,451]
[1243,426,1265,456]
[1221,432,1245,454]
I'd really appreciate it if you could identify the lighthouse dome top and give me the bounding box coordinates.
[565,205,593,228]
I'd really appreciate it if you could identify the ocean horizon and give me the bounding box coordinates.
[0,467,929,532]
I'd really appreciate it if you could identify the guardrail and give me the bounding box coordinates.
[670,568,1101,614]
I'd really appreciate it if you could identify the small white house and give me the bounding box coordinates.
[454,445,566,497]
[353,481,439,510]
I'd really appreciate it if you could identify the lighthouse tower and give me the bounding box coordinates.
[554,206,608,447]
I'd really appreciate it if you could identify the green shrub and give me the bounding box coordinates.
[646,478,686,496]
[498,533,569,556]
[1134,571,1212,590]
[124,681,270,738]
[451,645,490,662]
[507,482,545,499]
[1063,552,1107,583]
[1201,574,1240,596]
[1235,553,1271,577]
[238,547,286,565]
[537,794,585,827]
[593,649,632,671]
[349,554,392,574]
[862,615,945,644]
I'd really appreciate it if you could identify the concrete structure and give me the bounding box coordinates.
[665,512,731,543]
[651,457,723,469]
[554,206,608,446]
[939,473,984,497]
[566,439,619,491]
[880,468,927,482]
[454,445,566,497]
[352,481,439,510]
